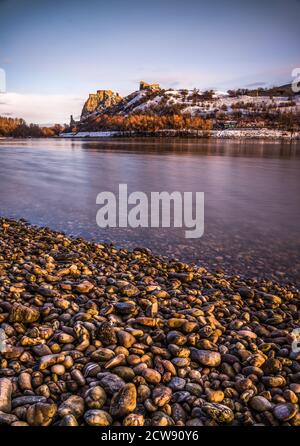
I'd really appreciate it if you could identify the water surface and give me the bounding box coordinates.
[0,138,299,284]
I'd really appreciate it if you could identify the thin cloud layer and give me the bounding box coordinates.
[0,92,84,124]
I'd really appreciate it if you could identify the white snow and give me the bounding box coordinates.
[60,131,118,138]
[124,91,147,109]
[133,94,163,112]
[211,128,299,139]
[213,90,229,98]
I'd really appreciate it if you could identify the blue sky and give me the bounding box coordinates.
[0,0,299,123]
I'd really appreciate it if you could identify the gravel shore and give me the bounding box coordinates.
[0,217,299,426]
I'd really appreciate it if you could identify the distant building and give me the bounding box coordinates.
[69,115,76,126]
[139,80,160,91]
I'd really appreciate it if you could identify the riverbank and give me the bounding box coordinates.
[0,217,299,426]
[60,129,300,139]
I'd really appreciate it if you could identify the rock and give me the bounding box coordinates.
[97,322,117,346]
[0,411,18,425]
[81,89,122,118]
[169,377,186,391]
[76,280,94,294]
[104,353,125,369]
[12,396,46,408]
[37,286,59,298]
[121,284,140,297]
[26,403,57,426]
[186,418,204,426]
[238,288,255,298]
[135,317,157,327]
[262,376,286,387]
[115,302,136,314]
[0,378,12,413]
[250,396,273,412]
[236,330,257,339]
[18,372,32,391]
[151,411,173,426]
[110,383,137,418]
[85,386,107,409]
[152,290,170,299]
[142,368,161,384]
[60,415,79,426]
[39,354,65,370]
[235,378,253,393]
[123,413,144,426]
[91,347,115,362]
[262,358,282,374]
[84,409,112,426]
[202,403,234,423]
[273,403,299,421]
[112,366,135,382]
[191,349,221,367]
[206,389,225,403]
[117,330,136,348]
[9,303,39,324]
[99,373,126,394]
[185,383,203,397]
[152,385,172,407]
[166,331,187,345]
[58,395,85,418]
[290,384,300,394]
[51,364,65,375]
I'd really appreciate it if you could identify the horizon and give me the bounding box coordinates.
[0,0,299,124]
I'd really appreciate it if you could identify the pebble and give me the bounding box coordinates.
[57,395,85,418]
[76,280,94,294]
[109,383,137,418]
[250,396,273,412]
[142,368,161,384]
[202,403,234,423]
[273,403,299,421]
[84,410,112,426]
[191,349,221,367]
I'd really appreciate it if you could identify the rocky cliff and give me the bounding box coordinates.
[81,89,122,119]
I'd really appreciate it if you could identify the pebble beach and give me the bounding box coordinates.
[0,217,299,426]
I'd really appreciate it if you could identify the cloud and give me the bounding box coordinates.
[0,92,85,124]
[245,82,267,88]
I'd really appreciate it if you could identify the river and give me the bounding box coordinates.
[0,138,299,284]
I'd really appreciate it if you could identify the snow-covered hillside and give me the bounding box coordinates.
[64,81,300,135]
[78,83,300,122]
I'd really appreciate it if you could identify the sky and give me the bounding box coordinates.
[0,0,299,124]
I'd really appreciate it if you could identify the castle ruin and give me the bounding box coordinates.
[139,80,160,91]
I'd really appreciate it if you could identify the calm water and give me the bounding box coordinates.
[0,138,299,284]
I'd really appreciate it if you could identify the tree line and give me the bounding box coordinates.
[76,114,213,133]
[0,116,64,137]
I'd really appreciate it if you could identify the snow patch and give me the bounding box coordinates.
[60,131,118,138]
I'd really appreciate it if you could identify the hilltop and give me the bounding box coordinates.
[64,81,300,138]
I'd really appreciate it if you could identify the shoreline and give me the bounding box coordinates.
[2,129,300,141]
[0,217,299,426]
[59,129,300,140]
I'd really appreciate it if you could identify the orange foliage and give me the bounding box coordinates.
[86,114,212,133]
[0,116,64,137]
